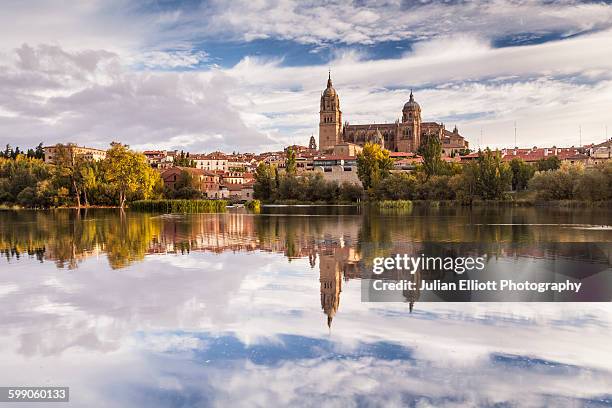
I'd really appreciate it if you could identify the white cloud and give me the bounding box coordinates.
[1,247,612,406]
[194,0,612,46]
[1,2,612,151]
[0,44,270,152]
[224,30,612,149]
[136,50,210,69]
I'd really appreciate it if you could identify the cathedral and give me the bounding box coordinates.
[318,73,469,154]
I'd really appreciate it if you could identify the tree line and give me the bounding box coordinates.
[253,159,363,203]
[0,143,162,208]
[253,137,611,203]
[1,143,45,160]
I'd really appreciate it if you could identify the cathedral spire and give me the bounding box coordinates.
[327,69,332,88]
[409,89,414,101]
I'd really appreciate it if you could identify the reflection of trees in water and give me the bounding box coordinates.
[0,209,160,269]
[1,207,610,327]
[1,206,610,270]
[102,212,161,269]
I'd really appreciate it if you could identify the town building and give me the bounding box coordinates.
[318,73,469,154]
[192,152,229,172]
[161,167,228,198]
[143,150,175,169]
[312,155,360,184]
[588,138,612,164]
[226,183,255,201]
[43,143,106,163]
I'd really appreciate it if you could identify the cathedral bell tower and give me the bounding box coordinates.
[318,71,342,152]
[399,90,422,152]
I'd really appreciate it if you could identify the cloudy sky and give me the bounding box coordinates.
[1,0,612,153]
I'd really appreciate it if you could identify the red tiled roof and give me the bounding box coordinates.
[389,151,416,158]
[313,155,356,161]
[395,157,423,164]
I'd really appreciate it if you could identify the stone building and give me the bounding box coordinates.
[318,74,469,154]
[43,143,106,163]
[161,167,228,198]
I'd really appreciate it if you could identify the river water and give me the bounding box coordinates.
[0,207,611,407]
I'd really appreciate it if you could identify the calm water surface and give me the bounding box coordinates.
[1,207,611,407]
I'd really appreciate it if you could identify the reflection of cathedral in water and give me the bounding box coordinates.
[5,210,609,325]
[317,242,361,328]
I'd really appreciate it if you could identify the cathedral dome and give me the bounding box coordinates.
[323,86,336,97]
[323,73,336,97]
[403,90,420,111]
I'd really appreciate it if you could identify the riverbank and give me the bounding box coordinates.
[3,198,610,211]
[259,199,612,208]
[0,204,122,210]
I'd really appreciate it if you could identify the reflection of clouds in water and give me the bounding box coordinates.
[0,252,281,356]
[214,357,611,407]
[1,252,611,368]
[1,247,612,406]
[113,334,612,408]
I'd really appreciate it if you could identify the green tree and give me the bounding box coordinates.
[416,175,455,200]
[1,144,11,158]
[536,156,561,172]
[462,149,512,200]
[420,133,444,178]
[174,150,195,167]
[376,173,417,200]
[529,162,584,200]
[356,142,393,192]
[35,143,44,160]
[0,156,52,207]
[339,182,363,202]
[278,173,301,200]
[253,163,277,201]
[574,167,610,201]
[285,148,297,175]
[509,158,535,191]
[172,170,202,199]
[80,162,99,206]
[26,143,45,160]
[103,143,160,208]
[52,144,87,207]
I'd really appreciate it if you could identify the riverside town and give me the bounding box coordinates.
[2,2,612,407]
[2,75,611,209]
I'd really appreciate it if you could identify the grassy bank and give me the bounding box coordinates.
[375,199,612,208]
[244,199,261,211]
[130,199,227,213]
[261,199,360,205]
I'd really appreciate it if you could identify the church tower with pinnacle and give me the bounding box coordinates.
[399,90,422,152]
[318,71,342,152]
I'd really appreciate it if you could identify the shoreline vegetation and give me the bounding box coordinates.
[253,142,612,207]
[1,140,611,212]
[130,199,227,213]
[3,198,611,212]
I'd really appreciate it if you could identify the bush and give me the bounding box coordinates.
[416,175,455,200]
[529,163,583,200]
[510,158,535,191]
[339,182,364,202]
[377,200,413,209]
[376,173,417,200]
[245,199,261,211]
[16,186,37,206]
[574,169,609,201]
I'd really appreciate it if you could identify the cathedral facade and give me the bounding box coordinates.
[318,74,469,154]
